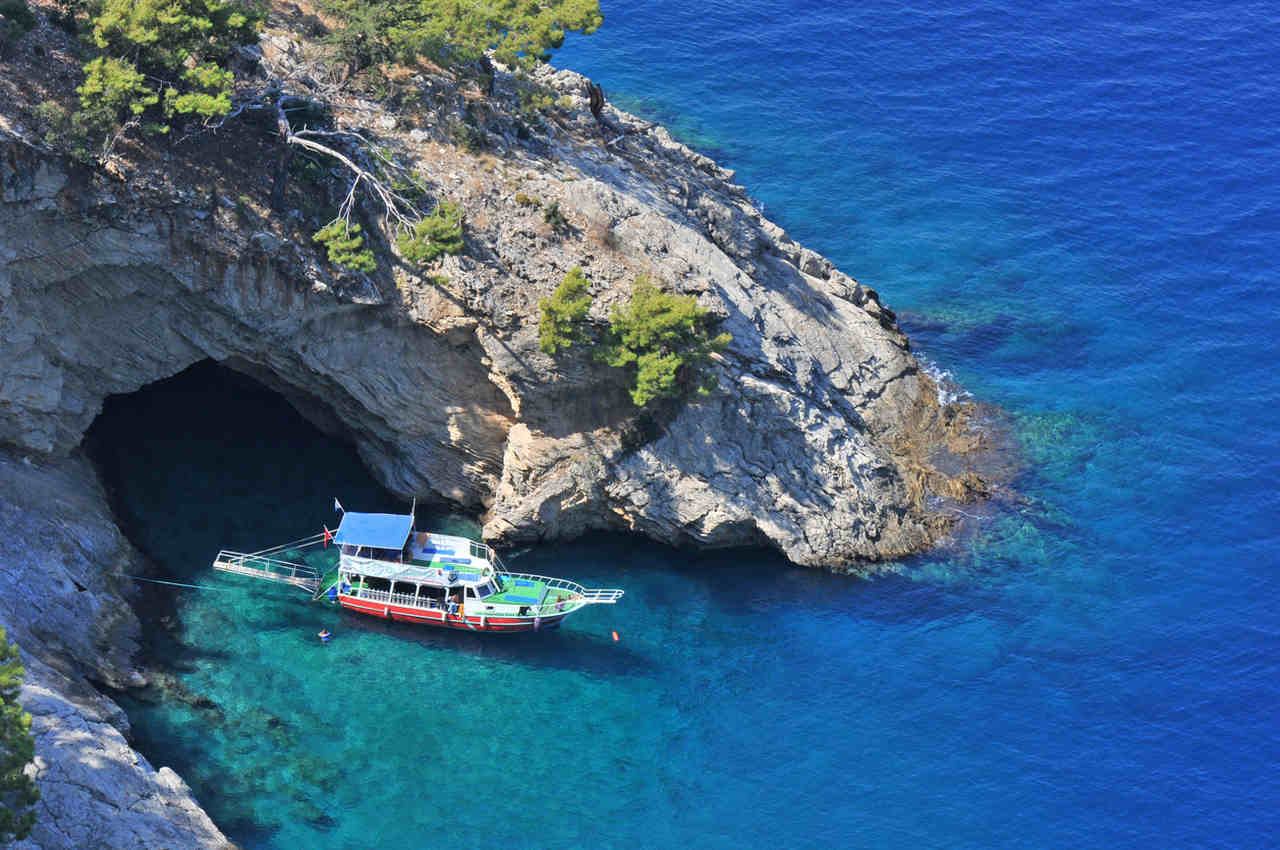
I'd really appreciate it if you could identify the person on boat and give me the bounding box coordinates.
[318,629,331,644]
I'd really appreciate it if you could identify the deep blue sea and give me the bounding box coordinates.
[89,1,1279,847]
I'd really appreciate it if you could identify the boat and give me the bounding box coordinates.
[212,504,623,633]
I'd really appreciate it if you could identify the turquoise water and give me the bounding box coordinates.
[89,0,1279,846]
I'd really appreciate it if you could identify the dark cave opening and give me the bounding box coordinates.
[82,359,405,585]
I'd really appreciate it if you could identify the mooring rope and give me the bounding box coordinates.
[125,575,238,592]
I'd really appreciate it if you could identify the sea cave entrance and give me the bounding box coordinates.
[82,359,406,584]
[79,360,416,842]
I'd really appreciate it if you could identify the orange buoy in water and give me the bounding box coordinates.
[611,630,620,642]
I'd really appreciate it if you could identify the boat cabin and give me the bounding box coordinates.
[334,511,492,604]
[331,511,576,619]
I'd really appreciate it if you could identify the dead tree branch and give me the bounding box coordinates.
[268,95,425,233]
[585,80,605,121]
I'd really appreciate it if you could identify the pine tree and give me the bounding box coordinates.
[397,201,465,266]
[318,0,602,72]
[539,266,594,354]
[0,627,38,844]
[77,0,264,133]
[313,220,378,273]
[598,276,731,407]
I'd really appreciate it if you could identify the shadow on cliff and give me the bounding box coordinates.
[749,251,847,328]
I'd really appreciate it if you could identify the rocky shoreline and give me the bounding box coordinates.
[0,451,234,849]
[0,8,1002,845]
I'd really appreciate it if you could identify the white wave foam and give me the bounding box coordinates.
[917,354,971,407]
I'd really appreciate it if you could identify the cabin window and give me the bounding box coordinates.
[392,581,416,597]
[465,586,477,599]
[475,582,493,599]
[365,576,391,593]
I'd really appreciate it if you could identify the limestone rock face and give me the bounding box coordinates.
[0,78,979,567]
[474,110,948,564]
[0,451,233,850]
[12,656,234,850]
[0,140,513,508]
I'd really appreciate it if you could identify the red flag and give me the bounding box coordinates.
[323,526,333,548]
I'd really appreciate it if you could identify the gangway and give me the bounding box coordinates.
[211,532,327,593]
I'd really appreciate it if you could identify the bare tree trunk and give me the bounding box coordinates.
[585,81,605,121]
[270,96,295,213]
[270,146,294,213]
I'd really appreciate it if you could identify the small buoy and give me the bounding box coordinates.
[611,630,620,642]
[318,629,331,644]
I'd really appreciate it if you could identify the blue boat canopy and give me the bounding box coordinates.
[333,512,414,550]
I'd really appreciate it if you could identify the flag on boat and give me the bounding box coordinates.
[323,526,333,548]
[334,498,344,513]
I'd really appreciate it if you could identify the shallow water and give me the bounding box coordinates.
[91,0,1279,846]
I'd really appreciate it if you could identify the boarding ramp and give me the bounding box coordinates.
[212,532,327,593]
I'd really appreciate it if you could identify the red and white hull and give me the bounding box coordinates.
[338,594,568,632]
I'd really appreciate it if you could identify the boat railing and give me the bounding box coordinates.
[498,572,625,613]
[346,586,453,612]
[345,578,620,617]
[340,553,398,574]
[389,590,428,608]
[575,587,626,604]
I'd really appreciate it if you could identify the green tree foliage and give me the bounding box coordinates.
[599,276,731,407]
[318,0,602,73]
[539,266,594,355]
[31,100,99,163]
[397,201,464,265]
[77,0,263,133]
[0,0,36,48]
[77,56,159,129]
[0,628,38,844]
[314,220,377,273]
[542,200,569,233]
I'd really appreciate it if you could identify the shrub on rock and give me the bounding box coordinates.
[599,276,731,407]
[539,267,594,355]
[0,627,37,843]
[398,201,465,266]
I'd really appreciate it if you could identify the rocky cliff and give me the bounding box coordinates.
[0,451,234,849]
[0,53,988,570]
[0,6,995,846]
